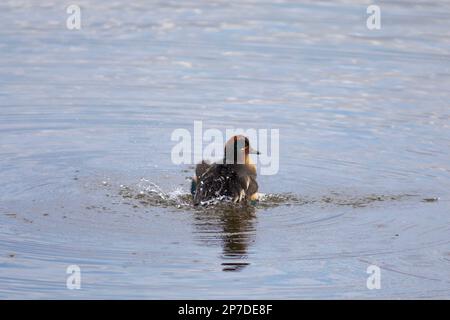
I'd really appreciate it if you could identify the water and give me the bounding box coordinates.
[1,0,450,299]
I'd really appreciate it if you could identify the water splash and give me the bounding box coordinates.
[115,179,418,211]
[119,179,192,209]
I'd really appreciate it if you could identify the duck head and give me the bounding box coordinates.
[223,135,260,165]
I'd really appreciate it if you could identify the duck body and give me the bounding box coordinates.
[191,135,260,206]
[192,161,258,205]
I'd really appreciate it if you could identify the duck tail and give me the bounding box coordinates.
[195,160,211,177]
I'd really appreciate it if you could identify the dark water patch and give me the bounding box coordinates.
[422,197,440,203]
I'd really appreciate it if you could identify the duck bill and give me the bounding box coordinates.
[249,147,260,155]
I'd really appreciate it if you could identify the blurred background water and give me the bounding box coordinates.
[0,0,450,299]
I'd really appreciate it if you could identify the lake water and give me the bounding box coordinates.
[1,0,450,299]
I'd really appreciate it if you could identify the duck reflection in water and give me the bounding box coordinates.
[193,204,257,272]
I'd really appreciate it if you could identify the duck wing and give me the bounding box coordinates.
[193,164,225,205]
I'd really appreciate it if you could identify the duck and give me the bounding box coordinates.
[191,135,260,206]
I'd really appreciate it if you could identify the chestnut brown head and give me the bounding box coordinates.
[223,135,259,164]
